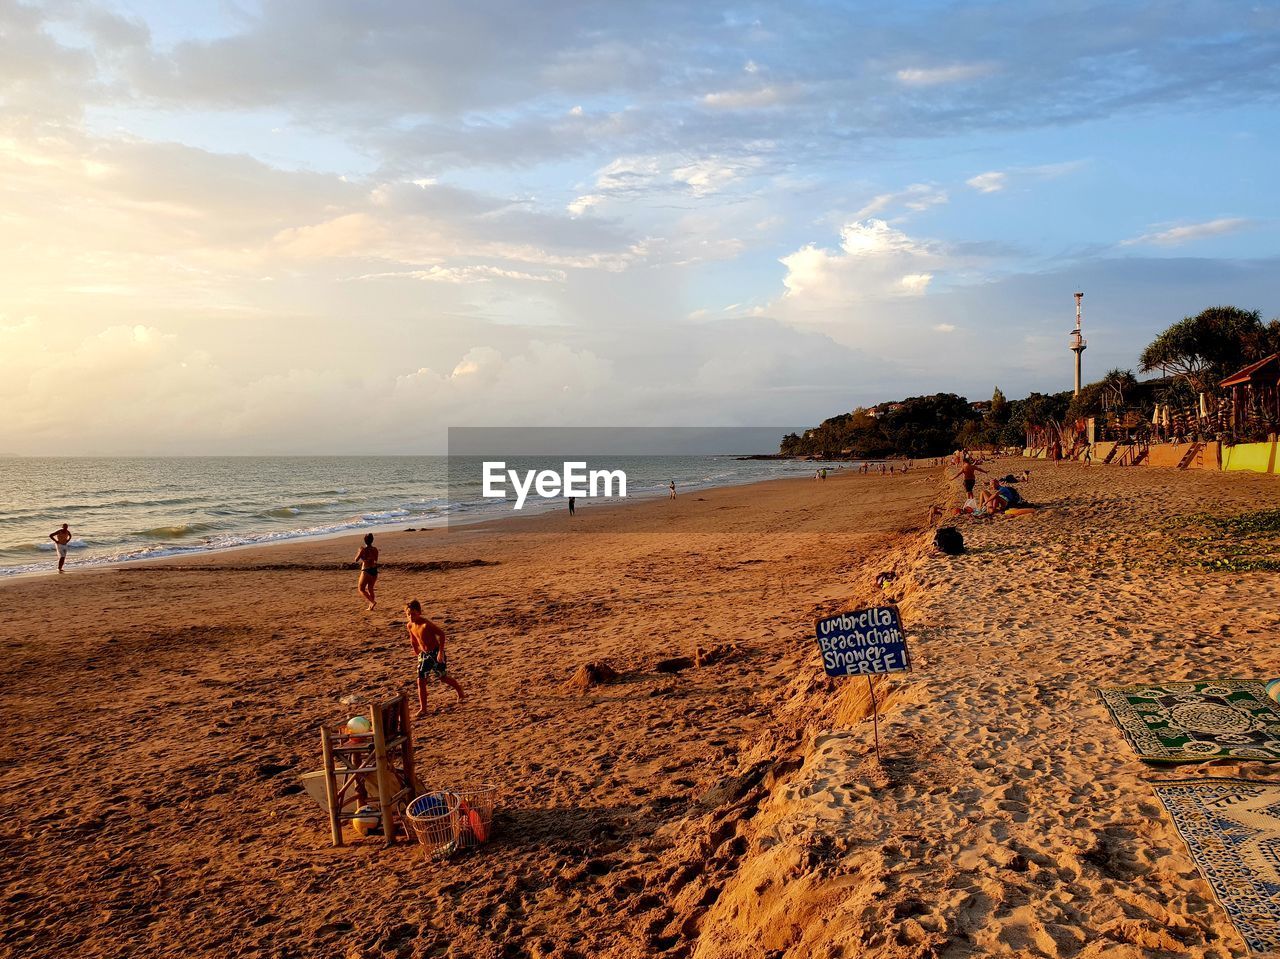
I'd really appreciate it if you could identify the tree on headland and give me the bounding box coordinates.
[988,386,1009,425]
[779,394,978,458]
[1139,306,1279,393]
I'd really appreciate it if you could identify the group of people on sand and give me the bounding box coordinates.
[949,451,1034,516]
[857,462,907,475]
[354,532,465,718]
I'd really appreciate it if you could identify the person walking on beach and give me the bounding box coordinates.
[951,458,987,498]
[405,599,465,716]
[49,524,72,573]
[669,480,676,499]
[568,496,576,516]
[354,533,379,611]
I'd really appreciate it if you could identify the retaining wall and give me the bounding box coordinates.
[1222,441,1277,474]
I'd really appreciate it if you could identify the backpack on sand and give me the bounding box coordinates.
[934,526,965,555]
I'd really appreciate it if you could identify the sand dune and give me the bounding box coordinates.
[696,460,1280,959]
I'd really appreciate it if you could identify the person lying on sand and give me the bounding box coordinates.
[405,599,465,716]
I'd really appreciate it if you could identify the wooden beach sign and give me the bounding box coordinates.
[814,605,911,761]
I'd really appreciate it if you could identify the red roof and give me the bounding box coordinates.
[1220,353,1280,388]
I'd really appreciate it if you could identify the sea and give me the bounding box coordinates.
[0,455,843,576]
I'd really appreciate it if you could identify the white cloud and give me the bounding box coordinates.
[777,219,941,307]
[966,162,1085,194]
[933,323,956,333]
[591,153,766,200]
[567,194,603,216]
[1121,217,1252,247]
[966,171,1007,193]
[701,86,790,110]
[856,183,948,219]
[672,156,765,196]
[352,265,566,284]
[896,62,996,86]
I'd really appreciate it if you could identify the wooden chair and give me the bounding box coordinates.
[319,694,421,847]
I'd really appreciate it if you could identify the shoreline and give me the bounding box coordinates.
[0,460,877,584]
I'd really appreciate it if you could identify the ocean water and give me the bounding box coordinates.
[0,455,839,576]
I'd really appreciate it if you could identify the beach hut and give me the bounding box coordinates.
[1220,353,1280,439]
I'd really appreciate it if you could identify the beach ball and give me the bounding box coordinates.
[352,804,382,837]
[345,716,371,735]
[1267,679,1280,705]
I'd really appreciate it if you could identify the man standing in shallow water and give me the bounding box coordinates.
[405,599,465,717]
[49,524,72,573]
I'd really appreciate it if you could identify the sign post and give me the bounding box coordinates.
[867,675,881,761]
[813,605,911,763]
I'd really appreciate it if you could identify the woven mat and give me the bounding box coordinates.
[1098,681,1280,763]
[1154,777,1280,954]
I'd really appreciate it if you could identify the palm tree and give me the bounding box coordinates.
[1101,368,1137,410]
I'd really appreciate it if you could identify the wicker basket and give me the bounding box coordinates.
[405,792,460,860]
[451,784,498,850]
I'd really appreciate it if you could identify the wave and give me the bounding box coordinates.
[360,508,410,521]
[0,538,90,555]
[0,542,49,555]
[259,499,348,518]
[134,523,215,540]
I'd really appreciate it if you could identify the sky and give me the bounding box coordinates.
[1,0,1278,454]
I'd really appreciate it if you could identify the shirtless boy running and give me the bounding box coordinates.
[405,599,465,717]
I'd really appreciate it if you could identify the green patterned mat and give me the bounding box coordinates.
[1098,681,1280,763]
[1154,778,1280,954]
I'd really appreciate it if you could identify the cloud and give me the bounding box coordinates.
[967,162,1087,194]
[966,171,1007,193]
[701,85,793,110]
[856,183,949,219]
[896,62,996,86]
[353,265,567,284]
[567,193,603,216]
[776,219,943,309]
[3,1,1280,456]
[933,323,957,333]
[583,152,769,204]
[22,0,1277,173]
[1121,217,1253,247]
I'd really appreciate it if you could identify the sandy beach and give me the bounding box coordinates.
[4,462,1280,959]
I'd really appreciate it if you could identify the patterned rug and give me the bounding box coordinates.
[1098,681,1280,763]
[1154,778,1280,954]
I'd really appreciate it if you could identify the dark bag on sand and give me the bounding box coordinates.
[934,526,965,555]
